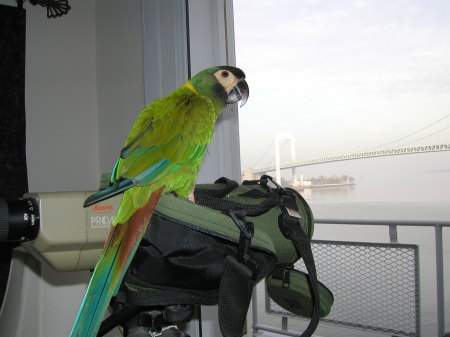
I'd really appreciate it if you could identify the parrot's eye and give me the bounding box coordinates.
[213,68,239,92]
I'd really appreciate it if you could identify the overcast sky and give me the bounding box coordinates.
[234,0,450,170]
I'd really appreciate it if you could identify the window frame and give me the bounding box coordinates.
[142,0,241,183]
[141,2,242,335]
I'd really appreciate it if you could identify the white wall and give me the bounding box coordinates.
[24,0,100,192]
[0,0,145,193]
[95,0,144,174]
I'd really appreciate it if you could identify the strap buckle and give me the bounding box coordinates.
[228,210,254,265]
[272,265,294,289]
[260,175,285,194]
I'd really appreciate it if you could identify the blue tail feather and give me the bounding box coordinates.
[84,179,135,207]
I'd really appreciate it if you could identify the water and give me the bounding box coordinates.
[251,153,450,337]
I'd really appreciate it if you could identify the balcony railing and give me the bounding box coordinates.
[252,219,450,337]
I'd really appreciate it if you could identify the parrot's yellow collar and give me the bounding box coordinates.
[183,81,199,95]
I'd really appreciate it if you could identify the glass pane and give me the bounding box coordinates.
[235,0,450,220]
[235,3,450,337]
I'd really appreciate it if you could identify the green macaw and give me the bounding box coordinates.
[69,66,249,337]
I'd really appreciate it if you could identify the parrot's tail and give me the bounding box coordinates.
[84,178,135,207]
[69,187,164,337]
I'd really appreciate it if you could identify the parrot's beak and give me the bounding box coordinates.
[226,79,249,107]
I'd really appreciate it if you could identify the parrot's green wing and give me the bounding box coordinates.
[116,92,215,186]
[85,90,217,221]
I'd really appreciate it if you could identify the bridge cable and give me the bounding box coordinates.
[263,139,290,168]
[253,139,274,168]
[371,113,450,149]
[398,125,450,147]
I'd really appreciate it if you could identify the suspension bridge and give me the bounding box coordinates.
[243,113,450,183]
[251,143,450,173]
[242,142,450,184]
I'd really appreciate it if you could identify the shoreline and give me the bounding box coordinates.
[299,182,356,190]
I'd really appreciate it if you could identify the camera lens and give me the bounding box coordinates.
[0,198,40,242]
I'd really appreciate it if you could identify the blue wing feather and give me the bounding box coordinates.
[84,179,134,207]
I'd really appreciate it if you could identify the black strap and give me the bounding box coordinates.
[194,177,239,199]
[218,255,254,337]
[194,177,279,217]
[218,211,257,337]
[279,210,320,337]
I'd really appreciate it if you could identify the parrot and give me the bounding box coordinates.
[69,66,249,337]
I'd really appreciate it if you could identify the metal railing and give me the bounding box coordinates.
[252,218,450,337]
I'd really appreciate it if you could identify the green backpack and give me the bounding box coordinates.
[117,175,333,337]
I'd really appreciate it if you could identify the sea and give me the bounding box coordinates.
[251,152,450,337]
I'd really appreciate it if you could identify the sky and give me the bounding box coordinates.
[234,0,450,170]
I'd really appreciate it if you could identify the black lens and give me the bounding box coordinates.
[0,198,40,242]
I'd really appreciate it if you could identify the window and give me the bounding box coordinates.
[234,3,450,337]
[235,0,450,218]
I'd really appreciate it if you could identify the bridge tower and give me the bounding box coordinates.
[274,133,297,186]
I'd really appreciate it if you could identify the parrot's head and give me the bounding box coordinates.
[189,66,249,108]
